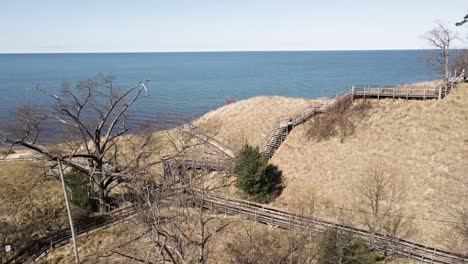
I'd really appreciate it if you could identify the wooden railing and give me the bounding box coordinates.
[8,150,468,264]
[352,70,465,100]
[197,192,468,264]
[179,125,236,158]
[5,205,139,263]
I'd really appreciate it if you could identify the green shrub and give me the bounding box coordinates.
[317,229,379,264]
[234,145,283,203]
[64,169,90,209]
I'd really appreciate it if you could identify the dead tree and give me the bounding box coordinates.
[443,167,468,254]
[125,125,234,263]
[353,162,413,250]
[133,166,232,263]
[421,23,459,78]
[0,74,155,211]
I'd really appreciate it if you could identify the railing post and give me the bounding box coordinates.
[224,198,227,216]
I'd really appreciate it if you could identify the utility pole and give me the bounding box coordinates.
[57,158,80,263]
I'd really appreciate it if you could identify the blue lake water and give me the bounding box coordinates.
[0,50,438,138]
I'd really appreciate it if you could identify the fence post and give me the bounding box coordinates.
[438,85,442,100]
[224,198,227,216]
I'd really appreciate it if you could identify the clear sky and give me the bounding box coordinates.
[0,0,466,53]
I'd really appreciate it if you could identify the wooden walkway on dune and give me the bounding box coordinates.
[259,71,466,157]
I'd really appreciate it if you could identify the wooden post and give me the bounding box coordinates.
[423,88,426,100]
[393,86,396,99]
[57,159,80,264]
[438,85,442,100]
[363,86,366,100]
[224,198,227,216]
[406,87,409,100]
[351,84,355,101]
[377,86,380,100]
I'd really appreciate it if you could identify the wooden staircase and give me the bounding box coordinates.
[259,95,352,157]
[259,118,290,157]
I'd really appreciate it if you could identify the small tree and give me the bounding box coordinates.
[65,169,91,209]
[421,23,458,77]
[224,96,236,105]
[234,145,283,203]
[353,162,414,254]
[317,229,378,264]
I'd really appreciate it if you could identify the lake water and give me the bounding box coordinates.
[0,50,437,138]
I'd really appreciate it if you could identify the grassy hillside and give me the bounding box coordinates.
[0,161,68,262]
[196,96,331,152]
[192,83,467,251]
[270,83,468,251]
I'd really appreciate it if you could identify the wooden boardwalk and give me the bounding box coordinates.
[352,71,465,100]
[198,192,468,264]
[259,70,465,157]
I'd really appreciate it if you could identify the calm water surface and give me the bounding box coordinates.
[0,50,437,139]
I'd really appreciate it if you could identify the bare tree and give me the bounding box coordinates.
[421,23,459,77]
[443,166,468,254]
[353,163,413,247]
[127,126,234,263]
[0,74,155,212]
[132,166,232,263]
[224,222,316,264]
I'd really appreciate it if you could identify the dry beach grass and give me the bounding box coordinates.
[270,83,468,251]
[195,96,332,152]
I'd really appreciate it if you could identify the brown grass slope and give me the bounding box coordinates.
[0,161,68,262]
[271,83,468,251]
[195,96,331,151]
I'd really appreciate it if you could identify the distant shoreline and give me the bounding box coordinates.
[0,49,456,55]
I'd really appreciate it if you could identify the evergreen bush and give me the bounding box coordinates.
[234,145,283,203]
[64,169,91,209]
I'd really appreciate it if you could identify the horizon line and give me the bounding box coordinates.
[0,48,447,55]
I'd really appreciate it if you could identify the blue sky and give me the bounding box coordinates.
[0,0,466,53]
